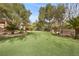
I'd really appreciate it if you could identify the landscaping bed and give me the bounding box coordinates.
[0,30,27,38]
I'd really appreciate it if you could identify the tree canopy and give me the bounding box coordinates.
[0,3,31,33]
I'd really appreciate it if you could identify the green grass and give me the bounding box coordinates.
[0,31,79,56]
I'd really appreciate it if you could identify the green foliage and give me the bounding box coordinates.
[45,4,54,21]
[68,16,79,29]
[38,4,55,31]
[67,16,79,39]
[0,3,31,31]
[39,7,46,21]
[5,22,18,34]
[54,4,65,21]
[38,7,46,31]
[38,4,66,31]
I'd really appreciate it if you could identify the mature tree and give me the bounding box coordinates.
[0,3,31,34]
[53,4,66,33]
[38,3,66,32]
[38,4,55,31]
[38,7,46,31]
[45,4,54,31]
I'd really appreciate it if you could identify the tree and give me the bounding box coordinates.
[53,4,66,33]
[38,4,66,32]
[45,4,54,31]
[38,7,46,31]
[65,3,79,38]
[0,3,31,33]
[68,16,79,39]
[38,4,55,31]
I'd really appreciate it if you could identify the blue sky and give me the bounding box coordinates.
[24,3,46,23]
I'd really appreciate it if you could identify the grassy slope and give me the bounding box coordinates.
[0,31,79,56]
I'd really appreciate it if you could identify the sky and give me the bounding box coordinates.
[24,3,47,23]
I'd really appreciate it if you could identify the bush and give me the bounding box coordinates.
[5,22,18,34]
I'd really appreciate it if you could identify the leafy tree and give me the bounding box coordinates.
[53,4,66,33]
[45,4,54,31]
[38,7,46,31]
[38,4,66,32]
[0,3,31,33]
[68,16,79,39]
[38,4,55,31]
[39,7,46,21]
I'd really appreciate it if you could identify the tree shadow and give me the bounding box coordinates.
[0,34,26,42]
[26,32,34,35]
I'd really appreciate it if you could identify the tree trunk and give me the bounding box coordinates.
[74,28,79,39]
[11,30,15,34]
[58,20,63,36]
[48,19,52,32]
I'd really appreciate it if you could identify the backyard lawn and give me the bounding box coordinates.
[0,31,79,56]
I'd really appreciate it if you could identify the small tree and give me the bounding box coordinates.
[68,16,79,39]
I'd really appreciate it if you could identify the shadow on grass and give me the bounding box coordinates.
[0,31,36,42]
[26,32,38,37]
[0,34,26,42]
[27,32,35,35]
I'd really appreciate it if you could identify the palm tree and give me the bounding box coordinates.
[68,16,79,39]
